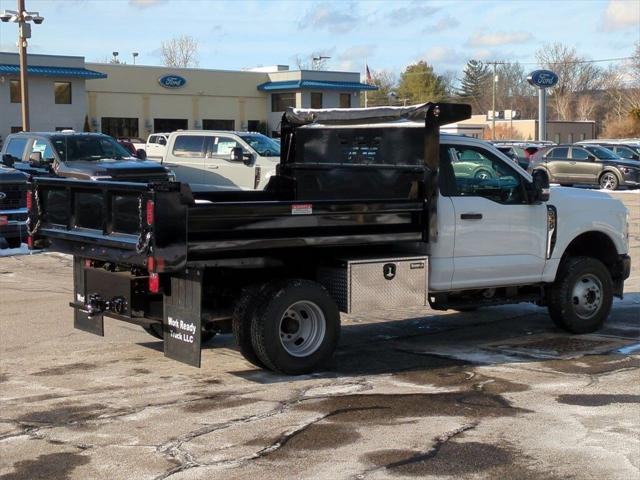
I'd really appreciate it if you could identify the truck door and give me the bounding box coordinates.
[440,144,547,289]
[205,135,256,189]
[569,147,601,184]
[162,134,211,190]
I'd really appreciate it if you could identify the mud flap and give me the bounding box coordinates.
[73,257,104,336]
[163,268,202,367]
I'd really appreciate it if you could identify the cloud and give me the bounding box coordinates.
[603,0,640,30]
[387,3,440,26]
[129,0,166,8]
[299,3,357,34]
[336,45,377,71]
[422,15,460,34]
[467,32,533,47]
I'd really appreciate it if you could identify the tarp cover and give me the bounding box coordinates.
[285,103,435,126]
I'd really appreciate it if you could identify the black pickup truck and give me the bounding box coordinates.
[28,103,490,374]
[0,165,28,248]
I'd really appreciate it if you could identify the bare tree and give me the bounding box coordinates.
[294,51,331,71]
[161,35,199,68]
[365,70,398,106]
[535,43,603,120]
[575,94,597,120]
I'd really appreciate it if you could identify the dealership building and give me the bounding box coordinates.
[0,52,376,141]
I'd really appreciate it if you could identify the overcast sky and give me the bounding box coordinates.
[0,0,638,76]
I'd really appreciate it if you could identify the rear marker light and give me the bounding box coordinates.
[147,256,155,272]
[146,200,154,226]
[149,272,160,293]
[26,190,32,210]
[27,236,33,249]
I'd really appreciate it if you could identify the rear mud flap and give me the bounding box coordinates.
[73,257,104,336]
[163,268,203,367]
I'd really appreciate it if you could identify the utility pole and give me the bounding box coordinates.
[1,0,44,132]
[17,0,30,132]
[491,62,497,140]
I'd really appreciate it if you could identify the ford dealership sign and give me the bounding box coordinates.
[158,75,187,89]
[527,70,559,88]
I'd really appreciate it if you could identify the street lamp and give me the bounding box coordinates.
[132,52,139,65]
[312,55,331,70]
[112,51,119,63]
[1,0,45,132]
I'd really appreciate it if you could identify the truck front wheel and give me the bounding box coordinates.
[547,257,613,334]
[250,279,340,375]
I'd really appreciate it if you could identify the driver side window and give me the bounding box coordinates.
[31,139,55,161]
[210,136,242,161]
[440,145,526,204]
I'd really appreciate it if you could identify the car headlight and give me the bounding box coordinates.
[620,167,631,174]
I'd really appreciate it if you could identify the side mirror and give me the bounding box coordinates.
[29,151,43,166]
[136,149,147,160]
[230,147,244,163]
[2,154,15,168]
[531,171,550,203]
[588,155,596,161]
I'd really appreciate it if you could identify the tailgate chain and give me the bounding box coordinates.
[26,187,41,236]
[135,195,152,254]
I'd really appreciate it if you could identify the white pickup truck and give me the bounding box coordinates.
[161,130,279,191]
[29,103,632,374]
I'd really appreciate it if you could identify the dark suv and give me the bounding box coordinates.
[0,165,28,249]
[1,132,172,182]
[529,144,640,190]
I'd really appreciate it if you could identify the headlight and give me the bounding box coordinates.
[620,167,631,174]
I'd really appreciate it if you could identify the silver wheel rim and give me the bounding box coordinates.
[571,274,603,320]
[476,170,490,180]
[279,301,326,357]
[600,173,617,190]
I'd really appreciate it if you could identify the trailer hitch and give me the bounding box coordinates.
[85,294,128,316]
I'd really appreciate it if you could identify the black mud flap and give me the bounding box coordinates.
[163,268,203,367]
[73,257,104,336]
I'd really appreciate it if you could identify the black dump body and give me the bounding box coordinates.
[29,103,471,271]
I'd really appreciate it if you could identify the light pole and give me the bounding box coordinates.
[112,51,119,63]
[132,52,139,65]
[312,55,331,70]
[1,0,45,132]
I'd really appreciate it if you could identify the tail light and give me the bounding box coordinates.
[146,200,154,226]
[26,190,32,210]
[27,236,33,248]
[149,272,160,293]
[147,256,165,273]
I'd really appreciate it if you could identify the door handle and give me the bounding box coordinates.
[460,213,483,220]
[207,165,219,169]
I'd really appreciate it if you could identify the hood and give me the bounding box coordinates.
[549,185,626,208]
[0,166,29,184]
[601,158,640,168]
[63,159,169,179]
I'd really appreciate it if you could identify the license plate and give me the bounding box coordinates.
[0,216,7,226]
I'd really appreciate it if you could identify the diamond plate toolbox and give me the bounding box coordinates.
[318,256,428,314]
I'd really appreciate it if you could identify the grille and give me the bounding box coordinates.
[0,183,27,210]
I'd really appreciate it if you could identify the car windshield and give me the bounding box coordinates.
[584,145,619,160]
[51,135,132,161]
[238,134,280,157]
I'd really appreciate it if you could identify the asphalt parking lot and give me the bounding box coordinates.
[1,191,638,480]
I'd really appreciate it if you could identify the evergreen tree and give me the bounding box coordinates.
[457,60,492,113]
[396,61,446,104]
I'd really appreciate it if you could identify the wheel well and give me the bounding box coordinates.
[599,169,622,182]
[562,231,619,276]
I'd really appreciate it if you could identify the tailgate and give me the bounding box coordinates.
[29,178,188,272]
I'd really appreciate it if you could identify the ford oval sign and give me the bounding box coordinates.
[158,75,187,89]
[527,70,559,89]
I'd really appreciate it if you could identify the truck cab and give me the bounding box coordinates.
[161,130,280,191]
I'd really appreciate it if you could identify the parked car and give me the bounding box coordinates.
[145,133,169,159]
[162,130,280,191]
[581,143,639,161]
[495,145,529,169]
[529,144,640,190]
[117,139,147,159]
[1,132,173,182]
[118,137,146,151]
[0,165,28,249]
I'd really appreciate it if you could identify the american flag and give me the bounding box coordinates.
[365,64,373,84]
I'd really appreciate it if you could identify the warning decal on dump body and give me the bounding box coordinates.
[291,204,313,215]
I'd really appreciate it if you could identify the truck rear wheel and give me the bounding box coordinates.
[232,285,273,369]
[141,324,217,343]
[250,279,340,375]
[547,257,613,334]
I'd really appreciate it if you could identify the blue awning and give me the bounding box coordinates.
[0,64,107,79]
[258,79,377,92]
